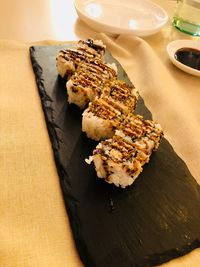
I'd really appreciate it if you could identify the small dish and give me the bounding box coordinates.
[166,40,200,77]
[74,0,168,37]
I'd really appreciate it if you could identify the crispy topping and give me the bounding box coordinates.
[70,73,100,93]
[59,49,98,63]
[77,60,117,79]
[88,99,122,122]
[119,114,163,149]
[101,80,139,113]
[105,80,138,100]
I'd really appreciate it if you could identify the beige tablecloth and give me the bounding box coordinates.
[0,2,200,267]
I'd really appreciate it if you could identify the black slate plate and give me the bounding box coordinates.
[30,45,200,267]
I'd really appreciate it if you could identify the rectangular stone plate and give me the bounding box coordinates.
[30,45,200,267]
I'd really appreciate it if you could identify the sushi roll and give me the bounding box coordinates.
[116,114,163,150]
[66,60,117,109]
[82,98,123,141]
[88,135,156,188]
[56,39,106,78]
[101,80,139,114]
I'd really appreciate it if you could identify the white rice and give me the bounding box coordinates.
[66,79,96,109]
[82,110,114,141]
[92,154,142,188]
[56,55,75,78]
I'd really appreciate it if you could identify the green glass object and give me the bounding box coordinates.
[172,0,200,36]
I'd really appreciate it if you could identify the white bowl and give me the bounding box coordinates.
[167,40,200,77]
[74,0,168,37]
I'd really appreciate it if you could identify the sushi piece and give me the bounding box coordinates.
[101,80,139,114]
[56,39,106,78]
[66,60,117,109]
[82,98,123,141]
[86,115,163,188]
[116,114,163,150]
[88,135,156,188]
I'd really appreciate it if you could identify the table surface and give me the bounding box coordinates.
[0,1,200,267]
[0,0,80,41]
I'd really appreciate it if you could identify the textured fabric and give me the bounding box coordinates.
[0,3,200,267]
[0,40,83,267]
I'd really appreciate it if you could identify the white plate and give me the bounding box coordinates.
[74,0,168,36]
[167,40,200,77]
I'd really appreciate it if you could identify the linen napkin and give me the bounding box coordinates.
[0,40,83,267]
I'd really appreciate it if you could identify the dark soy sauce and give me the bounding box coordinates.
[174,47,200,71]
